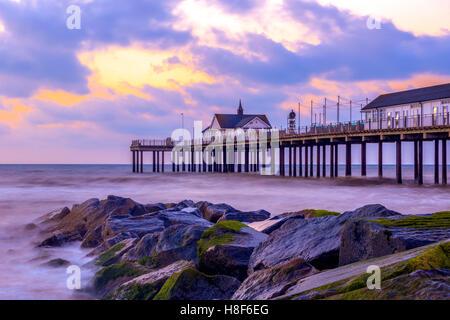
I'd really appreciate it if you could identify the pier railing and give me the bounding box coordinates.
[131,139,174,147]
[132,112,450,147]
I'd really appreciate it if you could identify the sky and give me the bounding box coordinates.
[0,0,449,164]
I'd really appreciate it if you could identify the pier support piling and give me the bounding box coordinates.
[414,140,418,181]
[396,140,402,184]
[361,142,367,177]
[330,144,334,178]
[345,142,352,176]
[299,146,303,177]
[289,146,292,177]
[443,139,447,185]
[316,145,321,177]
[378,141,383,178]
[418,139,423,185]
[334,144,338,177]
[309,146,313,177]
[435,139,439,184]
[293,146,297,177]
[322,145,326,177]
[304,145,308,177]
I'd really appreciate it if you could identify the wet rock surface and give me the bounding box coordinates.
[34,199,449,300]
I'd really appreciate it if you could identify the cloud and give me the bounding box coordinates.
[0,0,192,98]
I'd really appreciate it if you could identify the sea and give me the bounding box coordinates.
[0,164,449,299]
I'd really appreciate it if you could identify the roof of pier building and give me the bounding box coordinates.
[205,100,272,131]
[362,83,450,110]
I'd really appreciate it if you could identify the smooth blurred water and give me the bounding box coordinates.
[0,164,449,299]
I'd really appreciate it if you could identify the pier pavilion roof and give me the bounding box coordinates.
[362,83,450,110]
[205,100,272,131]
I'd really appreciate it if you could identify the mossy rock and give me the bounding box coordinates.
[137,256,159,268]
[95,242,126,266]
[291,241,450,300]
[280,209,340,219]
[197,220,247,259]
[106,281,160,300]
[366,212,450,230]
[154,267,240,300]
[93,262,147,295]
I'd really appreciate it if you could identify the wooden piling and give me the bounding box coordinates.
[378,141,383,178]
[316,144,321,177]
[435,139,439,184]
[345,142,351,176]
[361,141,367,176]
[396,140,402,184]
[418,139,423,185]
[293,146,297,177]
[442,139,447,185]
[322,145,326,177]
[330,144,334,178]
[334,144,338,177]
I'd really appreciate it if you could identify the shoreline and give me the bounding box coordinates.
[30,195,450,300]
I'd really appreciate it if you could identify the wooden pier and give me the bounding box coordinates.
[130,118,449,185]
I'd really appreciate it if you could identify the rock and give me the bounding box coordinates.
[261,215,304,235]
[218,210,271,223]
[81,225,103,248]
[151,224,210,267]
[144,203,166,213]
[102,214,166,240]
[339,212,450,266]
[40,196,147,247]
[176,200,196,209]
[232,258,318,300]
[122,233,160,261]
[153,267,240,300]
[93,262,149,297]
[198,221,267,280]
[281,241,450,300]
[95,238,137,267]
[107,260,195,300]
[196,202,235,222]
[51,207,71,221]
[39,232,82,247]
[249,204,402,272]
[43,258,71,268]
[339,204,401,220]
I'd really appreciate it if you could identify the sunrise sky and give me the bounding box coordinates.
[0,0,449,163]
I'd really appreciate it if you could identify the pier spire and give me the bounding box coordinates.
[237,99,244,115]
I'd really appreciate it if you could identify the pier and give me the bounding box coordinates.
[130,114,449,185]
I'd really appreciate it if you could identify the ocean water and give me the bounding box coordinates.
[0,164,449,299]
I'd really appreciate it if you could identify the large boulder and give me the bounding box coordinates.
[106,260,196,300]
[218,210,271,223]
[249,204,403,272]
[232,258,318,300]
[94,238,137,267]
[39,196,147,247]
[196,202,236,222]
[154,267,240,300]
[339,212,450,266]
[93,262,149,297]
[149,224,211,267]
[197,221,268,280]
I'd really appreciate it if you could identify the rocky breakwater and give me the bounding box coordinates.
[35,197,449,300]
